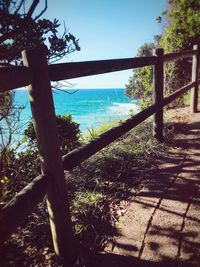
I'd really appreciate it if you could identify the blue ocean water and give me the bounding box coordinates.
[14,88,138,136]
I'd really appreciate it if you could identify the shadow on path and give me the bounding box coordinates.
[87,113,200,267]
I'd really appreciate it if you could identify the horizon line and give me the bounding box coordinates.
[15,87,126,91]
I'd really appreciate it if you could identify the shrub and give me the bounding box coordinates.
[0,114,81,202]
[24,114,81,154]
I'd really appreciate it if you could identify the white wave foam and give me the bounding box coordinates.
[78,100,104,104]
[107,102,138,116]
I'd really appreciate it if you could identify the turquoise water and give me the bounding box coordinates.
[14,88,138,136]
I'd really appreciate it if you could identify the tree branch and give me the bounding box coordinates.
[33,0,48,21]
[15,0,26,13]
[26,0,39,18]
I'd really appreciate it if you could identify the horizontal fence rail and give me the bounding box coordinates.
[0,66,32,91]
[0,174,50,243]
[62,81,196,170]
[63,104,157,170]
[0,50,196,92]
[163,49,197,62]
[49,56,157,81]
[163,81,195,106]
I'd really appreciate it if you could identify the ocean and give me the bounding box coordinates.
[14,88,138,138]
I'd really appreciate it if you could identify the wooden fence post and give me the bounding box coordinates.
[153,48,164,142]
[190,44,200,113]
[22,47,77,265]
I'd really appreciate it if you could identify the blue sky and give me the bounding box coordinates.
[45,0,167,88]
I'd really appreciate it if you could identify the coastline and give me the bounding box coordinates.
[12,88,138,143]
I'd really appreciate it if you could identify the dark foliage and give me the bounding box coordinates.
[24,114,81,154]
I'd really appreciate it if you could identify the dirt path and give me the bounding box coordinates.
[88,110,200,267]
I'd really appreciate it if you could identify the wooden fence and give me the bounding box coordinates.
[0,44,199,264]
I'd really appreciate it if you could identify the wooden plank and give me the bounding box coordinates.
[163,49,196,62]
[0,66,32,92]
[63,103,157,170]
[49,56,157,81]
[163,81,195,106]
[22,48,77,265]
[190,45,200,113]
[0,174,49,243]
[153,48,164,142]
